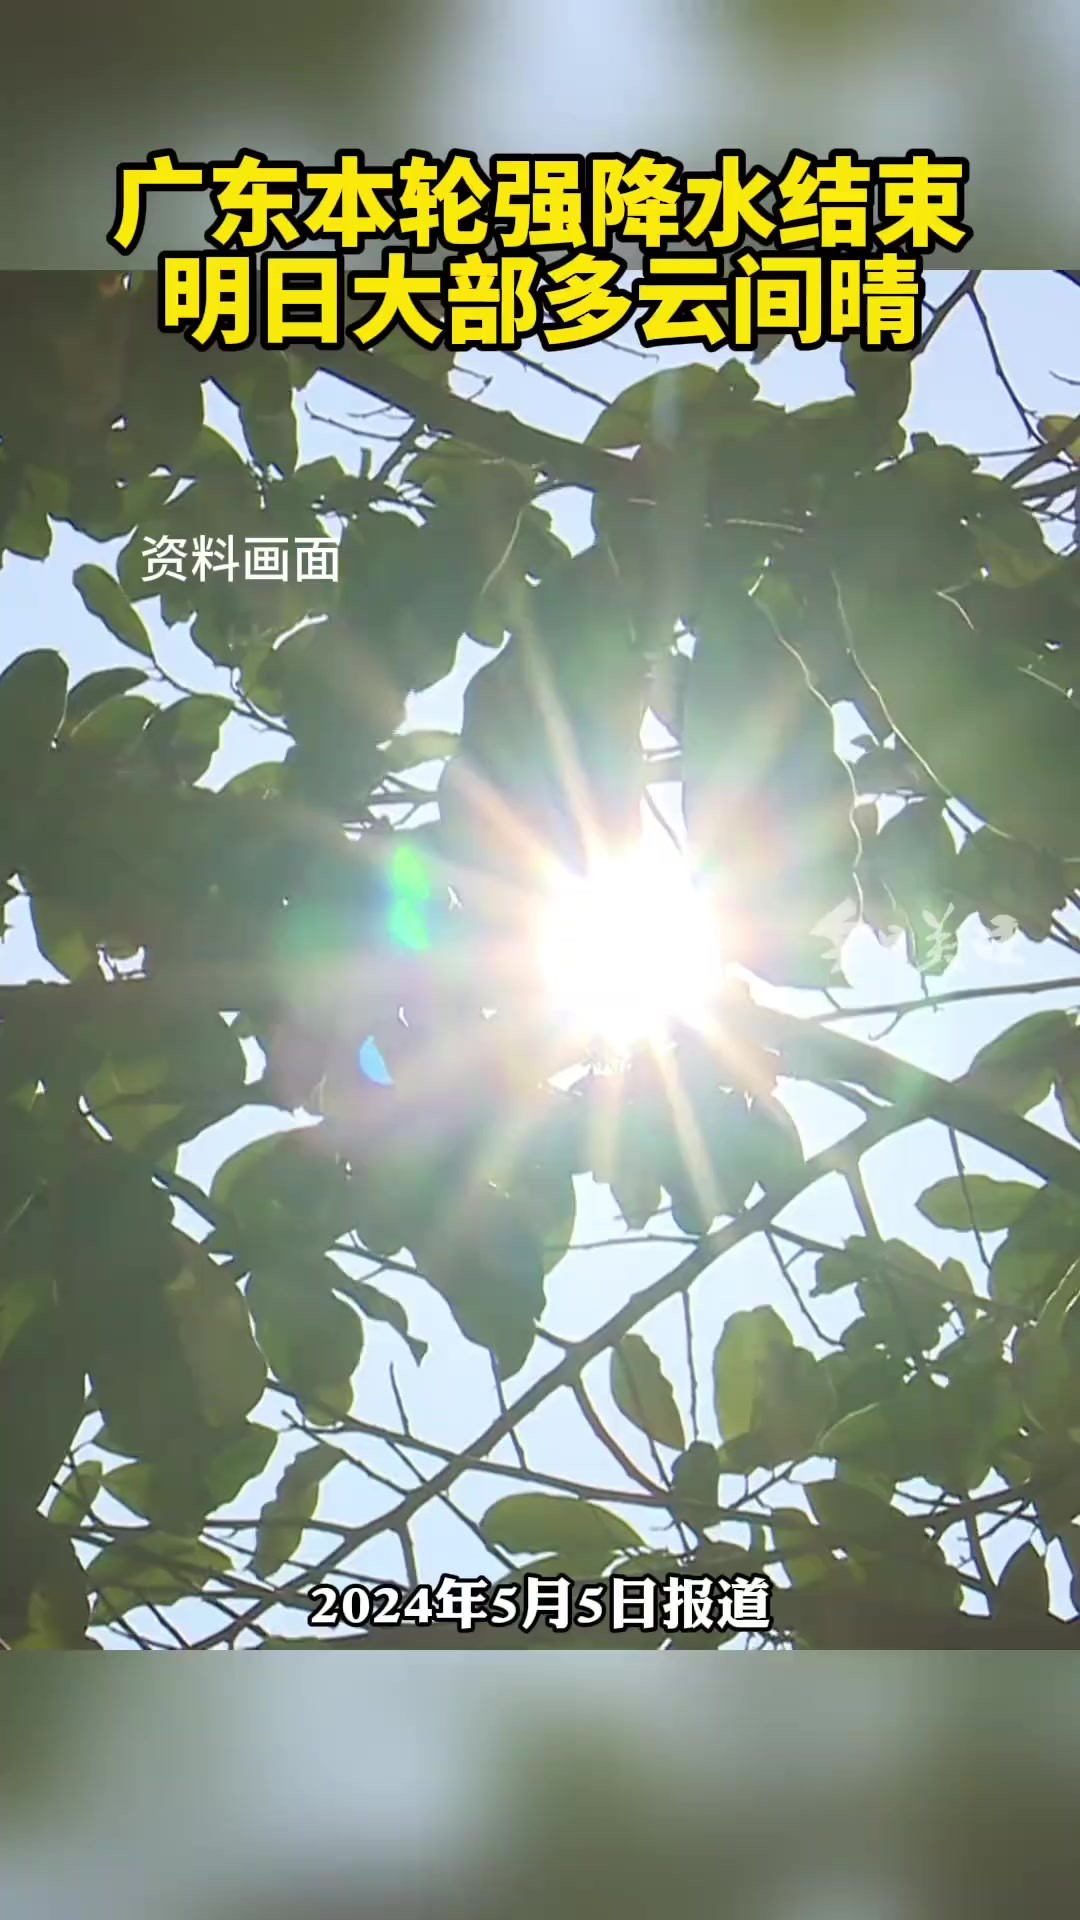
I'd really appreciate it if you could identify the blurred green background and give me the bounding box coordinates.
[4,0,1076,264]
[3,1656,1079,1916]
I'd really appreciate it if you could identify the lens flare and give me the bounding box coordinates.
[538,833,723,1052]
[388,842,433,953]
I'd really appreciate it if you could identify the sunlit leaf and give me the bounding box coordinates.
[480,1494,642,1560]
[610,1334,685,1452]
[917,1175,1040,1233]
[48,1460,104,1529]
[89,1535,231,1625]
[74,563,154,657]
[253,1442,339,1579]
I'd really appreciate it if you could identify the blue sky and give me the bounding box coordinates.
[4,269,1079,1637]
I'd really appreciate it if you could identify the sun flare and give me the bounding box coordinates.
[538,829,724,1053]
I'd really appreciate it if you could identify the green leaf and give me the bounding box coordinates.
[78,1005,246,1153]
[788,395,906,480]
[142,693,232,784]
[818,1400,918,1485]
[0,1259,92,1528]
[1031,1439,1080,1537]
[744,1095,805,1196]
[586,363,738,450]
[970,506,1057,589]
[89,1535,231,1625]
[962,1011,1074,1115]
[48,1461,104,1529]
[1065,1290,1080,1371]
[104,1423,277,1529]
[82,1046,179,1151]
[768,1506,836,1589]
[413,1185,545,1379]
[62,666,149,732]
[826,446,981,597]
[953,825,1060,944]
[812,1247,865,1295]
[0,1269,51,1374]
[339,1277,427,1363]
[5,1512,89,1648]
[840,336,912,424]
[669,1441,721,1525]
[122,317,207,472]
[0,648,68,781]
[1055,1031,1080,1143]
[714,1305,792,1443]
[165,1254,267,1429]
[1012,1262,1080,1432]
[855,1247,951,1359]
[713,1305,832,1468]
[286,454,351,504]
[849,590,1080,860]
[682,584,858,965]
[993,1541,1050,1622]
[509,1157,577,1278]
[660,1079,766,1231]
[1037,414,1080,461]
[101,1462,166,1522]
[380,729,458,773]
[181,424,253,484]
[65,690,156,756]
[810,1477,959,1613]
[241,408,298,479]
[807,1477,922,1557]
[610,1334,685,1452]
[862,800,958,973]
[211,1130,356,1255]
[248,1264,363,1421]
[437,545,639,879]
[824,1361,1014,1496]
[210,352,297,477]
[193,1420,280,1504]
[30,896,98,980]
[607,1097,665,1230]
[611,1159,663,1233]
[4,464,66,559]
[480,1494,642,1560]
[253,1441,339,1578]
[917,1175,1040,1233]
[814,1239,972,1356]
[989,1188,1080,1315]
[73,563,154,657]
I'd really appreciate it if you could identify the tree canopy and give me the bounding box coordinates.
[4,269,1080,1650]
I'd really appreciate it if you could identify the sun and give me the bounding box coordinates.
[537,826,724,1053]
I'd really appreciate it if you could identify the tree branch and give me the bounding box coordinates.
[300,349,645,500]
[201,1090,947,1645]
[744,1007,1080,1200]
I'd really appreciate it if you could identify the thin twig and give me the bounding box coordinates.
[682,1291,700,1443]
[807,974,1080,1028]
[491,1355,529,1471]
[966,282,1037,446]
[502,349,613,408]
[911,271,979,358]
[764,1228,839,1348]
[572,1380,665,1497]
[947,1127,992,1272]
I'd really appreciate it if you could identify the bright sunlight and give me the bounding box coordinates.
[538,824,724,1053]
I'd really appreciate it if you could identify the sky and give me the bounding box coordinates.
[3,268,1080,1639]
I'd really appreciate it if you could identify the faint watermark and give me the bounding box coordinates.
[811,896,1023,976]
